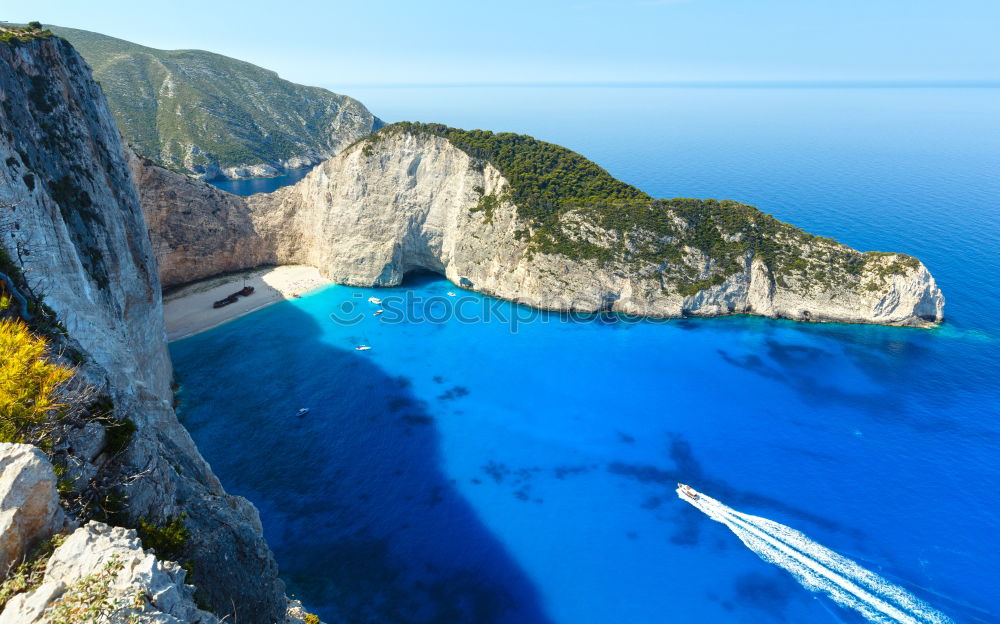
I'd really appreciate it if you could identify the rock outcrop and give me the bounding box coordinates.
[0,28,285,622]
[0,444,65,576]
[129,151,270,287]
[0,522,218,624]
[134,127,944,326]
[265,130,945,325]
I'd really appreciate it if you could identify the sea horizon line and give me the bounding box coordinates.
[328,79,1000,90]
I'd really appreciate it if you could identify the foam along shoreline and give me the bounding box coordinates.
[163,265,331,341]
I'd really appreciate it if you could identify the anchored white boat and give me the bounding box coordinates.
[368,297,382,305]
[355,345,372,351]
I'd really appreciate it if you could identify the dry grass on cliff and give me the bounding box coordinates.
[0,317,73,443]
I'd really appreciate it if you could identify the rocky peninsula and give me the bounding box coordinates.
[142,124,944,327]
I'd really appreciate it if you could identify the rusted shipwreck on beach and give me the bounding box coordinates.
[213,285,255,308]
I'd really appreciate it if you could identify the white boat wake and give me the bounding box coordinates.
[676,485,952,624]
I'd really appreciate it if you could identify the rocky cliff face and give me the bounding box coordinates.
[129,151,271,287]
[239,131,944,326]
[0,521,220,624]
[249,133,509,285]
[0,30,285,622]
[0,444,219,624]
[0,444,65,577]
[135,128,943,326]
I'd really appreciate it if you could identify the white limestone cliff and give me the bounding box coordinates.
[0,31,285,622]
[0,444,66,576]
[0,521,219,624]
[0,445,217,624]
[136,130,943,325]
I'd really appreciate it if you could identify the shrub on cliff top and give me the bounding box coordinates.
[136,515,190,562]
[0,25,55,44]
[371,121,650,227]
[0,318,73,443]
[364,122,920,297]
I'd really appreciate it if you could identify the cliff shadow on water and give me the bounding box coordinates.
[170,294,555,624]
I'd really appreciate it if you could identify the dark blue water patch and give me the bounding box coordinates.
[437,386,469,401]
[730,572,799,621]
[606,435,853,536]
[172,302,554,624]
[207,165,314,196]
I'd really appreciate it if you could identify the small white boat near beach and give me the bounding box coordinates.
[368,297,382,305]
[355,345,372,351]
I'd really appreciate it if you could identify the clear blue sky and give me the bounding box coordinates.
[8,0,1000,87]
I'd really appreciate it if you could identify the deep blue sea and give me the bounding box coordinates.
[173,86,1000,623]
[208,165,313,195]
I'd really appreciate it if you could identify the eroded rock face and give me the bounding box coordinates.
[243,132,944,326]
[129,150,271,288]
[0,522,218,624]
[248,133,508,286]
[0,444,65,576]
[0,33,284,622]
[135,130,944,326]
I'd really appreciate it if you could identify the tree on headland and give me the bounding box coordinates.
[27,21,43,30]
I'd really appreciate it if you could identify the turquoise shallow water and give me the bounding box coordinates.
[172,86,1000,623]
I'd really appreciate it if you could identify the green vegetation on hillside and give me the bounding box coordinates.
[365,122,919,295]
[50,26,381,177]
[0,23,55,44]
[369,122,649,223]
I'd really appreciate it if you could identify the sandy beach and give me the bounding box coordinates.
[163,265,331,341]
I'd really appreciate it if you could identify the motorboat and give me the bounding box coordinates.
[356,345,372,351]
[374,310,384,316]
[677,483,699,501]
[368,297,382,305]
[296,408,310,417]
[447,291,456,297]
